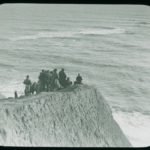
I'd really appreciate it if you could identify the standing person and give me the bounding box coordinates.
[51,68,59,91]
[49,71,53,91]
[36,80,41,94]
[53,68,58,79]
[14,91,18,99]
[59,68,67,88]
[38,69,46,92]
[45,70,50,92]
[23,75,32,96]
[74,73,83,85]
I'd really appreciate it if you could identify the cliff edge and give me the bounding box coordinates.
[0,85,131,147]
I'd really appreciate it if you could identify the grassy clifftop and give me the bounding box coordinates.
[0,84,131,147]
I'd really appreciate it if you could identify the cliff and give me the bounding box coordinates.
[0,85,131,147]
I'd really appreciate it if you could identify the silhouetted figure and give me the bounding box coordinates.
[66,77,72,87]
[51,69,59,90]
[23,75,32,96]
[45,70,50,92]
[39,69,46,92]
[30,82,35,94]
[53,69,58,79]
[49,71,53,91]
[20,67,85,97]
[36,81,41,94]
[59,68,67,88]
[54,76,62,91]
[30,82,39,94]
[14,91,18,99]
[74,73,82,85]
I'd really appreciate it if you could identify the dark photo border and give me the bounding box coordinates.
[0,0,149,5]
[0,0,149,150]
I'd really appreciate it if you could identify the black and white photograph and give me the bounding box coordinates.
[0,3,149,147]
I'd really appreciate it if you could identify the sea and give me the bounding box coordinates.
[0,4,150,147]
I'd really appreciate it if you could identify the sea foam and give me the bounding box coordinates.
[10,28,126,41]
[113,110,150,147]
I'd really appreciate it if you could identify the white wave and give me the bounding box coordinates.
[10,28,125,41]
[10,31,77,41]
[79,28,126,35]
[113,110,150,147]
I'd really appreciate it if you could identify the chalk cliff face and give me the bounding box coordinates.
[0,85,131,147]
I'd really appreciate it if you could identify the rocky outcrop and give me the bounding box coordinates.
[0,85,131,147]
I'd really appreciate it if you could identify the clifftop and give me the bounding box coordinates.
[0,85,131,147]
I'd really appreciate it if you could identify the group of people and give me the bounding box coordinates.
[22,68,83,96]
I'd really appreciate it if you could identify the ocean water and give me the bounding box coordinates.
[0,4,150,147]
